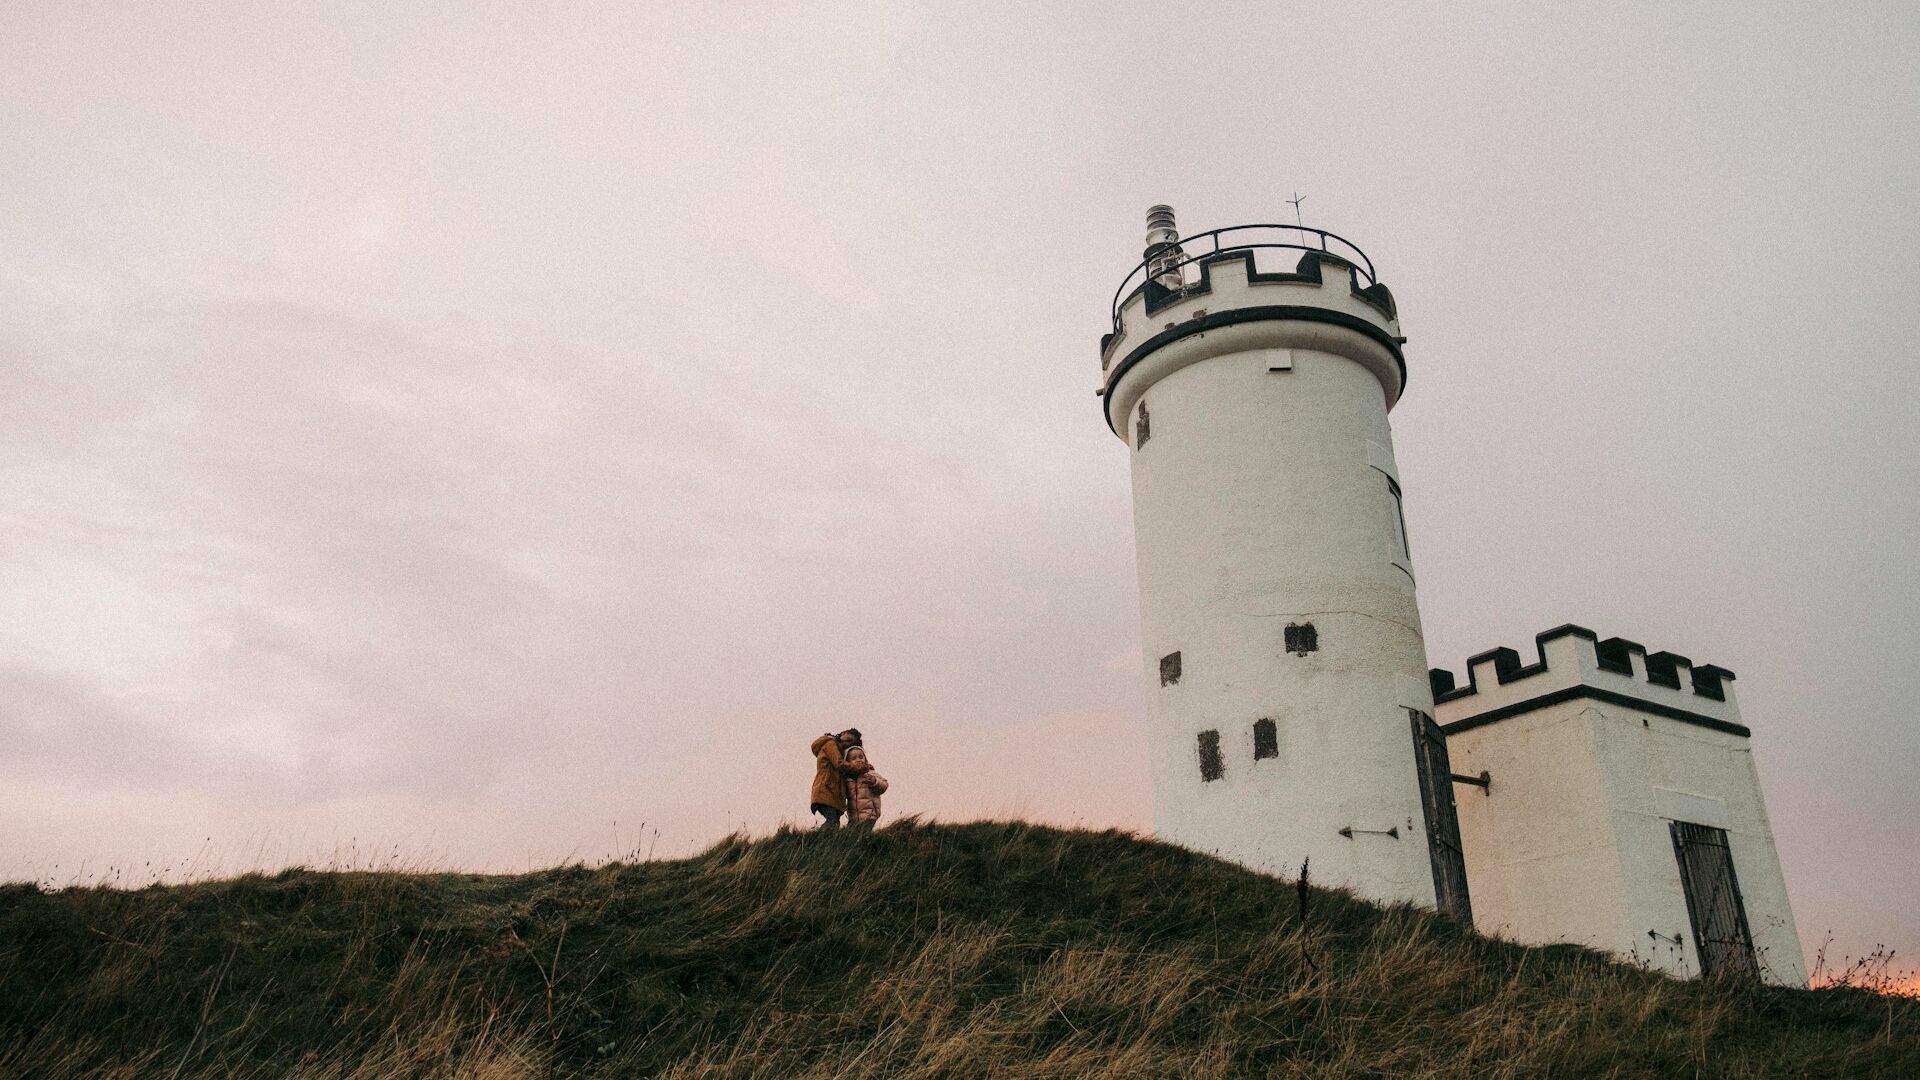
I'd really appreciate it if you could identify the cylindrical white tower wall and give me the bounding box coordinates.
[1102,245,1438,907]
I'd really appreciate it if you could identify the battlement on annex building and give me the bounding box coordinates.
[1429,624,1747,738]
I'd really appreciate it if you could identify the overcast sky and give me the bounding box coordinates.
[4,3,1915,971]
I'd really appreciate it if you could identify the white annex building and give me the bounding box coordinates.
[1097,206,1804,985]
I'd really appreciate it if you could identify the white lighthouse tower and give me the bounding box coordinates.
[1100,206,1466,916]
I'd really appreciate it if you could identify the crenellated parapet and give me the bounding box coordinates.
[1097,230,1410,440]
[1429,624,1746,737]
[1101,247,1401,361]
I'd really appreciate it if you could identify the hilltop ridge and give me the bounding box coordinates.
[2,820,1912,1078]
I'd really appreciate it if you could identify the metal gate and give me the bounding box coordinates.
[1670,821,1757,978]
[1410,710,1472,922]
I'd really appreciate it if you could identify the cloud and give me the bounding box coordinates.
[0,663,277,794]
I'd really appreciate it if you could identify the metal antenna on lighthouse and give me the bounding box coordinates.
[1288,192,1324,251]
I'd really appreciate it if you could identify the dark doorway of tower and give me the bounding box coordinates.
[1411,711,1473,922]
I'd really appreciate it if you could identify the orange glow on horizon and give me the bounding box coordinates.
[1812,971,1920,998]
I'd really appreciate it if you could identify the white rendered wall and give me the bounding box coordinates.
[1438,632,1806,985]
[1104,254,1439,908]
[1442,696,1631,957]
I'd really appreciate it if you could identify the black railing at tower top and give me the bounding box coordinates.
[1109,224,1377,332]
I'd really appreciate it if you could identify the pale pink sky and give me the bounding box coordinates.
[3,3,1915,969]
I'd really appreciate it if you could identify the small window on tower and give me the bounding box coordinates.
[1197,729,1223,782]
[1135,400,1150,448]
[1388,479,1412,562]
[1253,718,1278,760]
[1160,650,1181,686]
[1285,622,1318,655]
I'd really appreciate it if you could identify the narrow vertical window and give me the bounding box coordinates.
[1253,718,1278,760]
[1197,729,1223,782]
[1135,400,1150,448]
[1388,479,1411,562]
[1159,650,1181,686]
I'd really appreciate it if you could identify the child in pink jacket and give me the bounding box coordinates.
[844,746,888,827]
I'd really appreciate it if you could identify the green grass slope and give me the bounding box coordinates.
[2,820,1912,1078]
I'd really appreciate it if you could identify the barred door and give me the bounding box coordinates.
[1410,710,1472,922]
[1670,821,1757,978]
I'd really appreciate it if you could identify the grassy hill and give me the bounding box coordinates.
[2,820,1912,1078]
